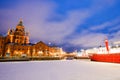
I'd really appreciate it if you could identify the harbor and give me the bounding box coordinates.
[0,0,120,80]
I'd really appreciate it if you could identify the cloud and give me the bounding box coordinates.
[108,25,120,32]
[68,17,120,48]
[69,33,107,48]
[36,10,91,43]
[109,31,120,43]
[89,17,120,31]
[0,1,90,42]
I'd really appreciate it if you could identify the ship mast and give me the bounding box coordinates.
[105,39,109,54]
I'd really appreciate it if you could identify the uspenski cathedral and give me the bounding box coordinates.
[0,19,64,58]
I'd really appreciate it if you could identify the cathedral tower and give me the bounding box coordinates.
[15,19,25,36]
[6,19,30,44]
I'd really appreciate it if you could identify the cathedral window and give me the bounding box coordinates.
[16,29,18,31]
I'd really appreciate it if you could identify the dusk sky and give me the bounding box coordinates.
[0,0,120,52]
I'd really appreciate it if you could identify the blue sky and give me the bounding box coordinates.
[0,0,120,52]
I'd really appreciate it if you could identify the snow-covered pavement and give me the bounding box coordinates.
[0,60,120,80]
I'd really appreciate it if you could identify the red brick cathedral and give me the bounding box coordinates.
[0,19,64,58]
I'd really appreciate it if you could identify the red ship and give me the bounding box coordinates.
[90,39,120,63]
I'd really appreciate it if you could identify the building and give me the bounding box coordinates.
[0,35,5,57]
[0,19,64,58]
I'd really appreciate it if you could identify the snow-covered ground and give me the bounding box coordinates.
[0,60,120,80]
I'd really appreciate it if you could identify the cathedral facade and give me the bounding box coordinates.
[0,20,64,58]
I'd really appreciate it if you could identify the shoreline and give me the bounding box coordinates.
[0,56,90,62]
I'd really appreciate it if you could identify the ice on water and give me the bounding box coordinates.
[0,60,120,80]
